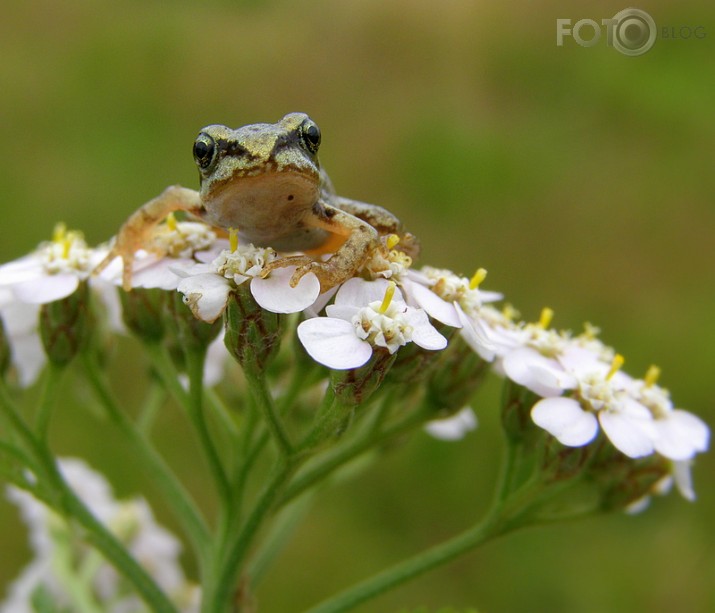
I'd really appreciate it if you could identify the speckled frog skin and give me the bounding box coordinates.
[97,112,417,291]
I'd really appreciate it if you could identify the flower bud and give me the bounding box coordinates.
[331,348,396,405]
[39,281,92,367]
[167,292,222,354]
[120,288,167,343]
[224,284,281,375]
[589,446,671,512]
[426,338,488,415]
[501,378,541,444]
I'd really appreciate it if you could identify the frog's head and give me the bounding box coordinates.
[193,113,322,217]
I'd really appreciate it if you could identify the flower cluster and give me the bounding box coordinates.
[0,215,709,611]
[0,221,708,482]
[3,458,198,613]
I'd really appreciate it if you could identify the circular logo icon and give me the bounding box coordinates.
[611,8,657,56]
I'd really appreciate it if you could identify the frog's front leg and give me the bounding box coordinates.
[263,202,379,292]
[332,196,420,258]
[94,185,203,290]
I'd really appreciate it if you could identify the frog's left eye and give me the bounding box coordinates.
[193,134,217,170]
[299,120,321,154]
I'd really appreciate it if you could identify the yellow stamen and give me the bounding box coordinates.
[52,222,67,243]
[606,354,625,381]
[166,212,177,232]
[469,267,487,290]
[229,227,239,253]
[538,307,554,330]
[644,365,661,387]
[582,322,600,340]
[501,304,518,322]
[62,236,73,259]
[378,281,396,314]
[386,234,400,250]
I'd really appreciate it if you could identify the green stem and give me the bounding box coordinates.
[244,370,293,458]
[204,460,296,613]
[34,363,63,441]
[82,354,210,560]
[280,406,429,507]
[303,515,507,613]
[185,349,232,506]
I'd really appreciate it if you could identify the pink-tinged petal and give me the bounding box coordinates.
[403,309,447,350]
[503,347,572,398]
[455,303,495,361]
[250,267,320,314]
[297,318,372,369]
[177,274,231,323]
[531,397,598,446]
[407,281,461,327]
[424,407,477,441]
[335,278,401,307]
[12,274,79,304]
[653,410,709,461]
[599,402,655,458]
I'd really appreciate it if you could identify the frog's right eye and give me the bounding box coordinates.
[193,134,216,170]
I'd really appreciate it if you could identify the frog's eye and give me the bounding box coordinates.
[299,120,321,154]
[193,134,216,170]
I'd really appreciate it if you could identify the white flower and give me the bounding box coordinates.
[627,373,709,461]
[3,458,198,613]
[177,242,320,322]
[297,278,447,370]
[0,225,107,304]
[530,356,658,458]
[103,220,218,291]
[424,407,478,441]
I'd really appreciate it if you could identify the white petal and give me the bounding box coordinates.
[12,273,80,304]
[503,347,573,398]
[0,257,43,285]
[653,410,710,461]
[177,273,231,323]
[297,318,372,369]
[599,402,655,458]
[250,267,320,314]
[335,277,402,307]
[672,460,696,501]
[10,331,46,388]
[408,281,461,327]
[424,407,477,441]
[531,397,599,446]
[456,303,495,361]
[325,304,360,321]
[131,259,188,290]
[303,284,339,318]
[403,308,447,350]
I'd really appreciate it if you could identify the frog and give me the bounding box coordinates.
[95,112,417,292]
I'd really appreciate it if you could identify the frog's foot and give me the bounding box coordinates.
[261,255,352,292]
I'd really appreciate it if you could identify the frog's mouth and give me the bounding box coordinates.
[203,170,320,234]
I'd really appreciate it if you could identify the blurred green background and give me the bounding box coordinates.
[1,1,713,611]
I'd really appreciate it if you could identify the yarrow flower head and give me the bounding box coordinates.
[297,278,447,370]
[176,231,320,323]
[0,223,107,304]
